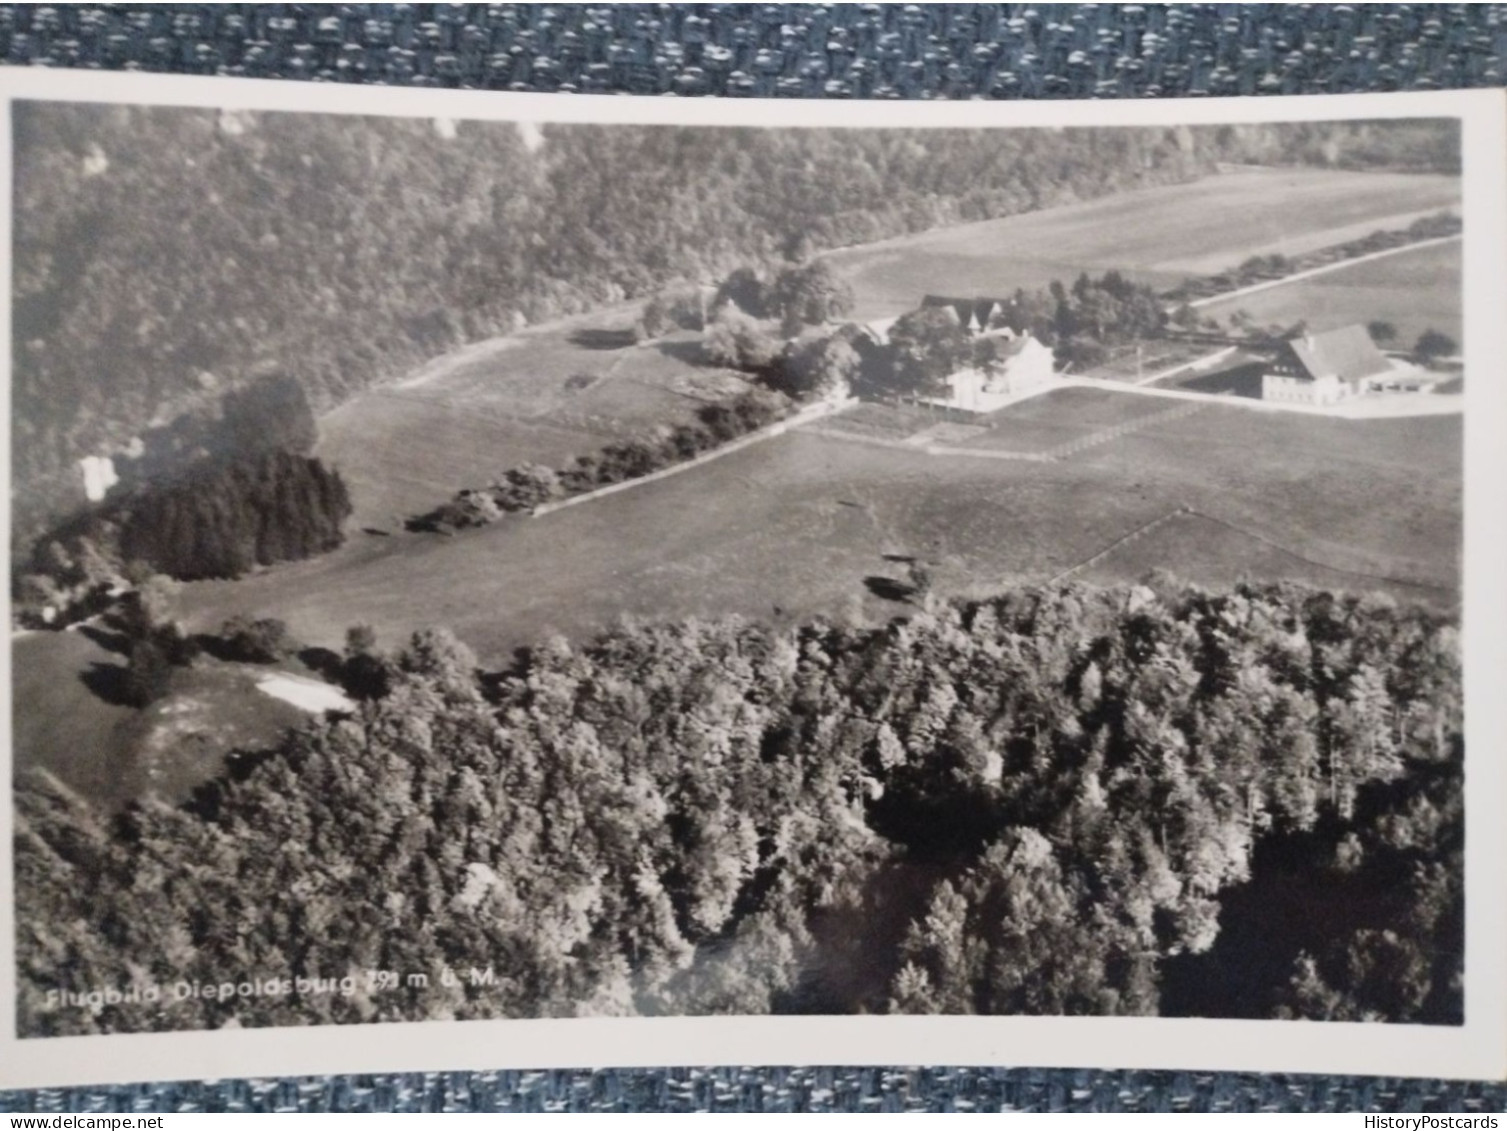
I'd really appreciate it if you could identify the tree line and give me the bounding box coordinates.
[409,389,790,534]
[15,580,1461,1034]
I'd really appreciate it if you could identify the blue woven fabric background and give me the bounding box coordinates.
[0,2,1504,1114]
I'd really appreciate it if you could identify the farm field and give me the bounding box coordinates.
[1075,511,1450,604]
[319,326,753,528]
[1197,239,1462,347]
[822,167,1460,321]
[952,386,1178,453]
[176,388,1461,665]
[1069,401,1461,590]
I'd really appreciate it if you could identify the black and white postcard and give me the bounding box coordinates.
[1,71,1503,1088]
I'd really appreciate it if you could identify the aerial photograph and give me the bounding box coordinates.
[10,103,1463,1035]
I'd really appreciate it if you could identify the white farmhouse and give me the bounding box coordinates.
[941,329,1057,412]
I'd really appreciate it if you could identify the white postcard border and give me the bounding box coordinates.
[0,69,1501,1089]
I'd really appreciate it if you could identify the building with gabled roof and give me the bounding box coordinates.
[941,328,1056,411]
[1262,324,1395,405]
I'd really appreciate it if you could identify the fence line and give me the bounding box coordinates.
[1044,505,1453,596]
[1047,507,1191,585]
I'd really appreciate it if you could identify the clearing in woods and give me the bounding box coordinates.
[13,629,311,812]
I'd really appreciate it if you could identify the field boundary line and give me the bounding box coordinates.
[809,400,1206,463]
[1187,233,1462,310]
[1048,507,1192,585]
[1047,506,1454,595]
[531,398,852,517]
[1180,506,1454,594]
[1033,401,1205,459]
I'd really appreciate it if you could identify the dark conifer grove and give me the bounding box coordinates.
[116,451,352,581]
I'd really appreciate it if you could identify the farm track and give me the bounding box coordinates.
[1187,233,1463,310]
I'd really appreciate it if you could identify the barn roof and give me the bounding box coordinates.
[1283,325,1393,383]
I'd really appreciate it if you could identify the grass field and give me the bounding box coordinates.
[14,631,311,812]
[13,631,142,810]
[954,387,1178,453]
[1076,511,1452,604]
[319,327,753,528]
[1196,240,1462,347]
[822,168,1460,321]
[177,388,1460,665]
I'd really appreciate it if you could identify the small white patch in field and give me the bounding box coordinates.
[433,117,458,140]
[256,675,353,714]
[81,144,109,177]
[517,121,545,153]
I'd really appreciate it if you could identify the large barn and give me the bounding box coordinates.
[1261,325,1395,405]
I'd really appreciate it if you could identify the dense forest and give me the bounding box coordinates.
[12,105,1458,547]
[15,581,1461,1034]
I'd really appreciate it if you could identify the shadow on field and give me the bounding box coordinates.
[569,327,638,350]
[76,622,132,657]
[864,575,916,603]
[1172,360,1265,398]
[78,660,136,708]
[298,646,345,683]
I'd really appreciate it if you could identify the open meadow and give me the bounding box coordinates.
[822,167,1460,321]
[318,325,752,528]
[1196,239,1462,346]
[13,630,309,812]
[176,386,1460,665]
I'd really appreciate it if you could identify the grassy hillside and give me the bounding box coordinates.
[13,630,309,813]
[318,327,753,528]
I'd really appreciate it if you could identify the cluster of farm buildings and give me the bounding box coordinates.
[863,295,1433,413]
